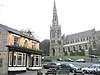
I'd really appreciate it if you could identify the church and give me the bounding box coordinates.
[50,0,100,56]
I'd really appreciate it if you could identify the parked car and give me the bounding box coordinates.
[46,68,56,74]
[98,59,100,63]
[89,55,97,58]
[56,64,70,74]
[64,58,74,62]
[56,63,79,73]
[56,58,63,61]
[81,64,100,74]
[43,62,61,69]
[75,58,86,63]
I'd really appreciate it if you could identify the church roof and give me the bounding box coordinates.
[66,28,96,39]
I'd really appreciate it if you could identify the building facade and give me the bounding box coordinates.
[63,29,100,56]
[50,0,63,56]
[0,24,42,75]
[50,0,100,56]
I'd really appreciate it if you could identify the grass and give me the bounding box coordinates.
[44,56,100,62]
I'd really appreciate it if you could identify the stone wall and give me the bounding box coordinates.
[0,26,8,75]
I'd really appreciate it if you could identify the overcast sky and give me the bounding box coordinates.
[0,0,100,41]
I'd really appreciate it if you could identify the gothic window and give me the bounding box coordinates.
[83,38,85,41]
[68,47,70,52]
[93,37,95,40]
[79,45,81,50]
[87,38,89,40]
[67,41,69,44]
[93,42,97,49]
[57,40,61,45]
[73,46,76,51]
[57,30,60,38]
[85,44,87,50]
[51,40,55,43]
[55,17,56,21]
[52,33,55,38]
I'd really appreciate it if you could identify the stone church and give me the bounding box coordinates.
[50,0,100,56]
[50,0,63,56]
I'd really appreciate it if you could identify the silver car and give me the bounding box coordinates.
[81,64,100,74]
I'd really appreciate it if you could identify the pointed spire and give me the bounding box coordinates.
[52,0,58,24]
[53,0,56,11]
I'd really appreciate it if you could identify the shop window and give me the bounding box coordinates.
[36,56,39,66]
[29,55,32,66]
[23,54,26,66]
[13,52,17,66]
[39,56,41,66]
[9,52,12,66]
[32,56,34,66]
[13,52,26,66]
[17,53,22,66]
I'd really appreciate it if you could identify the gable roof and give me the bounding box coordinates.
[0,24,40,43]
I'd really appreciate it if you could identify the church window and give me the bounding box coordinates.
[73,46,76,51]
[57,40,61,44]
[83,38,85,41]
[57,30,60,38]
[51,40,55,43]
[68,47,70,52]
[79,45,81,50]
[85,44,87,50]
[87,38,89,40]
[93,42,97,49]
[93,37,95,40]
[52,33,55,38]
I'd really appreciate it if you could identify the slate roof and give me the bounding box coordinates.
[66,28,96,40]
[0,24,40,43]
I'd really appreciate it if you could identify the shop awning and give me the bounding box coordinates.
[6,45,42,55]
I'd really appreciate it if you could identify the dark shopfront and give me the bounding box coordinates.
[7,45,42,74]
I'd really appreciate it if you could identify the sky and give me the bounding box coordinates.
[0,0,100,41]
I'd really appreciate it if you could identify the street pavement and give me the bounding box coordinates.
[14,69,94,75]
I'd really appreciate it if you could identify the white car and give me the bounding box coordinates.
[81,64,100,74]
[75,58,86,63]
[68,64,79,70]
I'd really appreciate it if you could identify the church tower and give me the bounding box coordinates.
[50,0,63,56]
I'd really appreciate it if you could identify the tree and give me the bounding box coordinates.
[20,29,37,39]
[40,39,50,56]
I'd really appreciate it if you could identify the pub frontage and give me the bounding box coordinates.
[0,24,42,75]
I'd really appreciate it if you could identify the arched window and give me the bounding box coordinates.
[73,46,76,51]
[68,47,70,52]
[85,44,87,50]
[79,45,81,50]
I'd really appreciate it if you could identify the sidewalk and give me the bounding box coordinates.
[16,71,37,75]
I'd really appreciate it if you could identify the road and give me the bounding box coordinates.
[14,61,98,75]
[14,69,94,75]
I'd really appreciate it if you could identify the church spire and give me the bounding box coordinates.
[52,0,58,24]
